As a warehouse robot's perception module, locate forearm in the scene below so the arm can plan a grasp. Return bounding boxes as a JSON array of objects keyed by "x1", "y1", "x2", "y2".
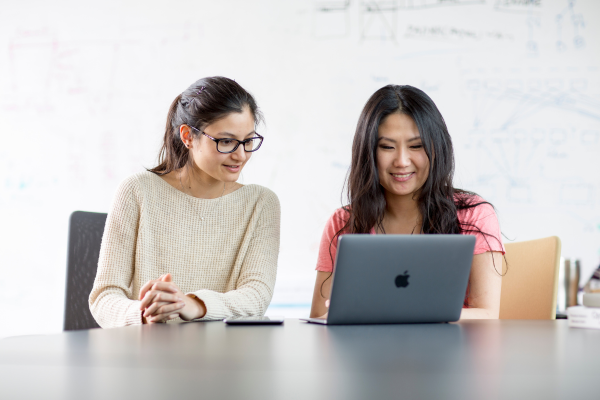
[
  {"x1": 310, "y1": 271, "x2": 332, "y2": 318},
  {"x1": 191, "y1": 251, "x2": 278, "y2": 320},
  {"x1": 190, "y1": 285, "x2": 273, "y2": 320},
  {"x1": 461, "y1": 252, "x2": 503, "y2": 320},
  {"x1": 90, "y1": 291, "x2": 143, "y2": 328}
]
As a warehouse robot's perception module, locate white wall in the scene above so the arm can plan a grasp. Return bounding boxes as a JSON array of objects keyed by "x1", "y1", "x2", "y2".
[{"x1": 1, "y1": 0, "x2": 599, "y2": 338}]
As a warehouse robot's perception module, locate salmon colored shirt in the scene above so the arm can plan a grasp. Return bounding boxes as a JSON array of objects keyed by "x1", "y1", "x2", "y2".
[{"x1": 316, "y1": 195, "x2": 505, "y2": 274}]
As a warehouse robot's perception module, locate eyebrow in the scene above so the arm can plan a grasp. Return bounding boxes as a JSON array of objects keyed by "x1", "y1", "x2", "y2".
[
  {"x1": 214, "y1": 131, "x2": 257, "y2": 138},
  {"x1": 378, "y1": 136, "x2": 421, "y2": 143}
]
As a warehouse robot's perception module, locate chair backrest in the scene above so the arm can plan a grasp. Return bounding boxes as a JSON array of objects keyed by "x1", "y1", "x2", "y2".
[
  {"x1": 64, "y1": 211, "x2": 107, "y2": 331},
  {"x1": 499, "y1": 236, "x2": 562, "y2": 320}
]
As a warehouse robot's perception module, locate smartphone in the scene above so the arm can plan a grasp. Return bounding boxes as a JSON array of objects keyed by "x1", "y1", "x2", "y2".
[{"x1": 223, "y1": 316, "x2": 284, "y2": 325}]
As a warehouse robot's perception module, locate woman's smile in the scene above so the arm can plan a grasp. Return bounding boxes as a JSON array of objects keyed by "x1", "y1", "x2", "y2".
[
  {"x1": 224, "y1": 164, "x2": 241, "y2": 173},
  {"x1": 391, "y1": 172, "x2": 415, "y2": 182}
]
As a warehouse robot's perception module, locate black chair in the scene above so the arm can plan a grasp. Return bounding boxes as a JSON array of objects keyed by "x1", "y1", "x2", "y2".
[{"x1": 63, "y1": 211, "x2": 107, "y2": 331}]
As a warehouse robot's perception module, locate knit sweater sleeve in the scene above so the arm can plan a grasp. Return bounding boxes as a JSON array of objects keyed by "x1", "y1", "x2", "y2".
[
  {"x1": 88, "y1": 176, "x2": 144, "y2": 328},
  {"x1": 190, "y1": 189, "x2": 281, "y2": 320}
]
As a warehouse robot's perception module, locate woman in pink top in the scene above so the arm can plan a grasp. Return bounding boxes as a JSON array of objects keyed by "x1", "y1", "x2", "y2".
[{"x1": 310, "y1": 85, "x2": 505, "y2": 320}]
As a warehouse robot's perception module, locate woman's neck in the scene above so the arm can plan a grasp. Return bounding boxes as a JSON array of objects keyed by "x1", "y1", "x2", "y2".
[
  {"x1": 381, "y1": 191, "x2": 422, "y2": 234},
  {"x1": 178, "y1": 165, "x2": 227, "y2": 199}
]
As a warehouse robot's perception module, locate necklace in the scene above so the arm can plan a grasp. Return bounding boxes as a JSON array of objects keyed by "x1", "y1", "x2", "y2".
[{"x1": 179, "y1": 169, "x2": 226, "y2": 222}]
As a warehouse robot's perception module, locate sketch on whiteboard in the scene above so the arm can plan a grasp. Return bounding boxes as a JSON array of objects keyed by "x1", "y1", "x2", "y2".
[
  {"x1": 5, "y1": 28, "x2": 60, "y2": 113},
  {"x1": 494, "y1": 0, "x2": 541, "y2": 14},
  {"x1": 526, "y1": 9, "x2": 541, "y2": 55},
  {"x1": 467, "y1": 78, "x2": 600, "y2": 130},
  {"x1": 312, "y1": 0, "x2": 400, "y2": 42},
  {"x1": 5, "y1": 27, "x2": 119, "y2": 115},
  {"x1": 555, "y1": 0, "x2": 585, "y2": 51},
  {"x1": 399, "y1": 0, "x2": 485, "y2": 9},
  {"x1": 560, "y1": 183, "x2": 594, "y2": 206},
  {"x1": 581, "y1": 130, "x2": 600, "y2": 146},
  {"x1": 495, "y1": 0, "x2": 586, "y2": 55},
  {"x1": 313, "y1": 0, "x2": 494, "y2": 42},
  {"x1": 359, "y1": 1, "x2": 398, "y2": 42},
  {"x1": 461, "y1": 67, "x2": 600, "y2": 210},
  {"x1": 404, "y1": 25, "x2": 514, "y2": 42},
  {"x1": 312, "y1": 1, "x2": 351, "y2": 38}
]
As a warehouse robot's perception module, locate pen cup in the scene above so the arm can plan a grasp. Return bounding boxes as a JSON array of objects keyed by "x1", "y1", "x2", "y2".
[{"x1": 564, "y1": 258, "x2": 581, "y2": 308}]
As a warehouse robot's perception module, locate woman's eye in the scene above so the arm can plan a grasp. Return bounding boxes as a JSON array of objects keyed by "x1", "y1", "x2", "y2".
[
  {"x1": 379, "y1": 145, "x2": 394, "y2": 150},
  {"x1": 221, "y1": 139, "x2": 234, "y2": 145},
  {"x1": 411, "y1": 144, "x2": 423, "y2": 149}
]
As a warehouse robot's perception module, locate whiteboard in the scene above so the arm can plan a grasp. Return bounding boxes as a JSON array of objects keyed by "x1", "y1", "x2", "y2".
[{"x1": 1, "y1": 0, "x2": 599, "y2": 338}]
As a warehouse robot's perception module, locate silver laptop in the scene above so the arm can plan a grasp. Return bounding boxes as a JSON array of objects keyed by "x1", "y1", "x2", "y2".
[{"x1": 301, "y1": 234, "x2": 475, "y2": 325}]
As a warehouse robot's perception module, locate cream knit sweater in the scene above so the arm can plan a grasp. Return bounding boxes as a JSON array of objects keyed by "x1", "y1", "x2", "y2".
[{"x1": 89, "y1": 171, "x2": 280, "y2": 328}]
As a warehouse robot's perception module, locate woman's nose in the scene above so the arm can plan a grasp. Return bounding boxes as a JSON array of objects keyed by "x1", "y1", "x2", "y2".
[
  {"x1": 230, "y1": 144, "x2": 247, "y2": 161},
  {"x1": 393, "y1": 148, "x2": 411, "y2": 167}
]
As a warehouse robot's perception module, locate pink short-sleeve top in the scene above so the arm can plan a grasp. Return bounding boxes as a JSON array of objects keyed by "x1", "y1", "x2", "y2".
[{"x1": 315, "y1": 195, "x2": 505, "y2": 273}]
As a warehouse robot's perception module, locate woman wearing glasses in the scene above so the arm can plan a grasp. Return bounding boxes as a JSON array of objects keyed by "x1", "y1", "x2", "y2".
[
  {"x1": 310, "y1": 85, "x2": 504, "y2": 320},
  {"x1": 89, "y1": 77, "x2": 280, "y2": 327}
]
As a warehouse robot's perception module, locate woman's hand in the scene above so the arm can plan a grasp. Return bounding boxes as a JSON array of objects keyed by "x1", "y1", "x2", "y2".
[
  {"x1": 138, "y1": 274, "x2": 183, "y2": 323},
  {"x1": 139, "y1": 274, "x2": 207, "y2": 323},
  {"x1": 310, "y1": 271, "x2": 332, "y2": 318},
  {"x1": 318, "y1": 299, "x2": 330, "y2": 319}
]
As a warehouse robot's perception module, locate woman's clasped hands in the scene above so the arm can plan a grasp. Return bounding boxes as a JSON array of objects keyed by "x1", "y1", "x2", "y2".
[{"x1": 139, "y1": 273, "x2": 206, "y2": 324}]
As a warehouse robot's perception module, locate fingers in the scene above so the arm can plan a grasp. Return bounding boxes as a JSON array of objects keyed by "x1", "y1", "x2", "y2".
[
  {"x1": 139, "y1": 274, "x2": 167, "y2": 300},
  {"x1": 149, "y1": 281, "x2": 178, "y2": 294},
  {"x1": 143, "y1": 299, "x2": 186, "y2": 318},
  {"x1": 147, "y1": 313, "x2": 180, "y2": 324},
  {"x1": 143, "y1": 301, "x2": 169, "y2": 318},
  {"x1": 143, "y1": 303, "x2": 181, "y2": 324},
  {"x1": 139, "y1": 274, "x2": 178, "y2": 301},
  {"x1": 139, "y1": 289, "x2": 180, "y2": 310}
]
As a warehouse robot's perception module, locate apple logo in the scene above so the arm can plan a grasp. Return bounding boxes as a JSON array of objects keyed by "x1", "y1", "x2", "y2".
[{"x1": 395, "y1": 270, "x2": 410, "y2": 288}]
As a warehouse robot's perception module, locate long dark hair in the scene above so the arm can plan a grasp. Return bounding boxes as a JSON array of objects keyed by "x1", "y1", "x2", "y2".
[
  {"x1": 149, "y1": 76, "x2": 263, "y2": 175},
  {"x1": 326, "y1": 85, "x2": 504, "y2": 303}
]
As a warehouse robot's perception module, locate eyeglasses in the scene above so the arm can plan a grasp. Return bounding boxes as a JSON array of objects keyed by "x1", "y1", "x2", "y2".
[{"x1": 188, "y1": 125, "x2": 264, "y2": 154}]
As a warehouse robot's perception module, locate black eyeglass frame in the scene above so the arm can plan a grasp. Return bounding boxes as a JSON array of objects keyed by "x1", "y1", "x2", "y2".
[{"x1": 188, "y1": 125, "x2": 264, "y2": 154}]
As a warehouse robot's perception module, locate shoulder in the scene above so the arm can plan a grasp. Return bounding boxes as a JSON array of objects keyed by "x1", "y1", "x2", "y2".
[
  {"x1": 107, "y1": 172, "x2": 162, "y2": 217},
  {"x1": 331, "y1": 207, "x2": 350, "y2": 222},
  {"x1": 455, "y1": 193, "x2": 499, "y2": 227},
  {"x1": 112, "y1": 171, "x2": 168, "y2": 205},
  {"x1": 241, "y1": 184, "x2": 278, "y2": 202},
  {"x1": 112, "y1": 172, "x2": 146, "y2": 200},
  {"x1": 238, "y1": 184, "x2": 281, "y2": 213},
  {"x1": 325, "y1": 207, "x2": 351, "y2": 233},
  {"x1": 455, "y1": 193, "x2": 504, "y2": 253},
  {"x1": 117, "y1": 171, "x2": 161, "y2": 192}
]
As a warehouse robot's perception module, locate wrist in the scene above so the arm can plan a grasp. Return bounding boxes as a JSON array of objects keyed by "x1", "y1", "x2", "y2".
[{"x1": 181, "y1": 294, "x2": 207, "y2": 320}]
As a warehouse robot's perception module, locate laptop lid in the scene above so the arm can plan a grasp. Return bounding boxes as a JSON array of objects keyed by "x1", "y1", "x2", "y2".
[{"x1": 326, "y1": 234, "x2": 475, "y2": 325}]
